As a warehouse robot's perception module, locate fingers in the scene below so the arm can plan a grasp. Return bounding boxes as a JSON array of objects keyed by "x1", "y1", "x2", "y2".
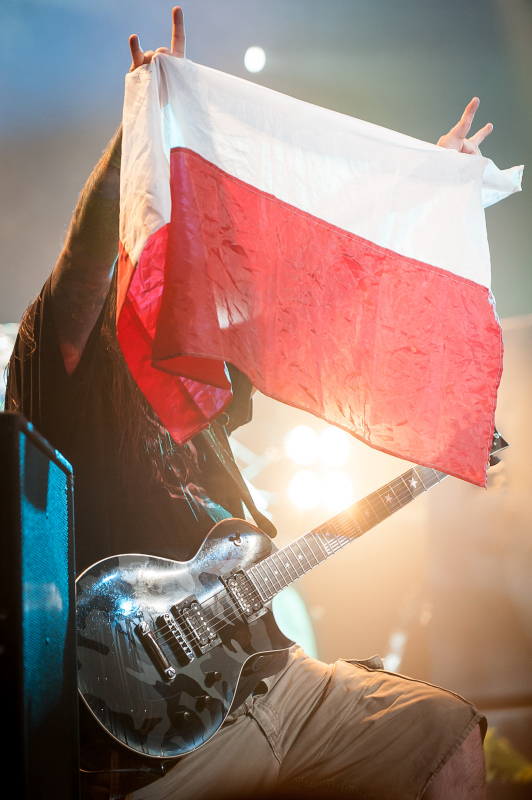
[
  {"x1": 129, "y1": 41, "x2": 166, "y2": 71},
  {"x1": 129, "y1": 6, "x2": 185, "y2": 73},
  {"x1": 129, "y1": 35, "x2": 155, "y2": 72},
  {"x1": 452, "y1": 96, "x2": 480, "y2": 140},
  {"x1": 171, "y1": 6, "x2": 186, "y2": 58},
  {"x1": 461, "y1": 140, "x2": 480, "y2": 156},
  {"x1": 469, "y1": 122, "x2": 493, "y2": 147},
  {"x1": 129, "y1": 34, "x2": 145, "y2": 70},
  {"x1": 439, "y1": 98, "x2": 493, "y2": 155}
]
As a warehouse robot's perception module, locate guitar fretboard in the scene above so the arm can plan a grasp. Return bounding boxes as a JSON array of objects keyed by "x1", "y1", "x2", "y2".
[{"x1": 247, "y1": 464, "x2": 447, "y2": 601}]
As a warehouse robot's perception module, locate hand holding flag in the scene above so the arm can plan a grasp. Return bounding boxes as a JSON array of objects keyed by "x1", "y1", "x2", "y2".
[
  {"x1": 129, "y1": 6, "x2": 186, "y2": 71},
  {"x1": 128, "y1": 7, "x2": 491, "y2": 157},
  {"x1": 438, "y1": 96, "x2": 493, "y2": 155}
]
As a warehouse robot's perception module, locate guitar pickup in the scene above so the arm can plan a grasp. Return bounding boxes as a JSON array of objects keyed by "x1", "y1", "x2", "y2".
[
  {"x1": 171, "y1": 596, "x2": 221, "y2": 655},
  {"x1": 221, "y1": 569, "x2": 266, "y2": 622}
]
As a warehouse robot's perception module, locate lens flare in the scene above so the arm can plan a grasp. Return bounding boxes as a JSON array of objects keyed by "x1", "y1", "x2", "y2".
[
  {"x1": 244, "y1": 46, "x2": 266, "y2": 73},
  {"x1": 288, "y1": 469, "x2": 321, "y2": 510},
  {"x1": 285, "y1": 425, "x2": 318, "y2": 465},
  {"x1": 319, "y1": 426, "x2": 351, "y2": 467}
]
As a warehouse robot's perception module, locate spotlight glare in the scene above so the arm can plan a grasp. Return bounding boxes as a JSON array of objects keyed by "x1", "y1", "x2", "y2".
[
  {"x1": 322, "y1": 471, "x2": 354, "y2": 512},
  {"x1": 288, "y1": 470, "x2": 321, "y2": 510},
  {"x1": 319, "y1": 426, "x2": 351, "y2": 467},
  {"x1": 285, "y1": 425, "x2": 318, "y2": 465},
  {"x1": 244, "y1": 46, "x2": 266, "y2": 73}
]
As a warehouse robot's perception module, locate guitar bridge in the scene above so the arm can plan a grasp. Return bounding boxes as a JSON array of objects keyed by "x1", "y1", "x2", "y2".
[
  {"x1": 221, "y1": 569, "x2": 266, "y2": 622},
  {"x1": 157, "y1": 612, "x2": 196, "y2": 663}
]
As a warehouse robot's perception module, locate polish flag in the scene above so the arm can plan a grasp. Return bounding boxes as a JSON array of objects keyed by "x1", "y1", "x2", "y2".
[{"x1": 118, "y1": 55, "x2": 522, "y2": 486}]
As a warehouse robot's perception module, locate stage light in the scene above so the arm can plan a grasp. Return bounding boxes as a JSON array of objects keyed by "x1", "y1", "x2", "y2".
[
  {"x1": 322, "y1": 470, "x2": 354, "y2": 512},
  {"x1": 288, "y1": 469, "x2": 321, "y2": 510},
  {"x1": 244, "y1": 46, "x2": 266, "y2": 73},
  {"x1": 319, "y1": 426, "x2": 351, "y2": 467},
  {"x1": 285, "y1": 425, "x2": 318, "y2": 465}
]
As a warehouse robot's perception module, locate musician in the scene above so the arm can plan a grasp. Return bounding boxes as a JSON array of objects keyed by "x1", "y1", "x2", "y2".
[{"x1": 7, "y1": 7, "x2": 493, "y2": 799}]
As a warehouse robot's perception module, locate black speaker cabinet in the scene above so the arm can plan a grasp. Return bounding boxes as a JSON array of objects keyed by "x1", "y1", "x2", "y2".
[{"x1": 0, "y1": 413, "x2": 79, "y2": 798}]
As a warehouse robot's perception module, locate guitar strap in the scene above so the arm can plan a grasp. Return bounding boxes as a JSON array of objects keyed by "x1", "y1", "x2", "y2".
[{"x1": 200, "y1": 423, "x2": 278, "y2": 539}]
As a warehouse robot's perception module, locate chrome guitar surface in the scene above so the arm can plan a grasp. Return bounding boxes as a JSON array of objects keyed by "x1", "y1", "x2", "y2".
[{"x1": 76, "y1": 519, "x2": 292, "y2": 759}]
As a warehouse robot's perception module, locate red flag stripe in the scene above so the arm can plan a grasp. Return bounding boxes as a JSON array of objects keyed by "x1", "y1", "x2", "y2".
[{"x1": 119, "y1": 148, "x2": 502, "y2": 485}]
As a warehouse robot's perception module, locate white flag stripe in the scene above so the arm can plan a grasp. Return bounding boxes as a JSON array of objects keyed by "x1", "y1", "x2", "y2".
[{"x1": 121, "y1": 55, "x2": 523, "y2": 288}]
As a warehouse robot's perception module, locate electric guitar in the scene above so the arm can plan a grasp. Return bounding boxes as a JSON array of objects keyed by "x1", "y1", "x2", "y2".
[{"x1": 76, "y1": 432, "x2": 507, "y2": 759}]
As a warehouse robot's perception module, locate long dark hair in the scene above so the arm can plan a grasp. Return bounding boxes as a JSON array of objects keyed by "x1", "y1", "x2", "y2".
[{"x1": 4, "y1": 274, "x2": 180, "y2": 488}]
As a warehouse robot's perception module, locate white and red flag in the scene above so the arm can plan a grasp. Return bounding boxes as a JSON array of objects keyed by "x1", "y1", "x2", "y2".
[{"x1": 118, "y1": 55, "x2": 522, "y2": 486}]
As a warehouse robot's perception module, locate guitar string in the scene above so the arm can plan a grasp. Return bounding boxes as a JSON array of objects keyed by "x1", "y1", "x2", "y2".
[
  {"x1": 149, "y1": 458, "x2": 491, "y2": 648},
  {"x1": 155, "y1": 511, "x2": 427, "y2": 644},
  {"x1": 154, "y1": 547, "x2": 319, "y2": 645},
  {"x1": 154, "y1": 470, "x2": 442, "y2": 643},
  {"x1": 152, "y1": 471, "x2": 440, "y2": 645},
  {"x1": 153, "y1": 519, "x2": 360, "y2": 640},
  {"x1": 153, "y1": 514, "x2": 368, "y2": 641}
]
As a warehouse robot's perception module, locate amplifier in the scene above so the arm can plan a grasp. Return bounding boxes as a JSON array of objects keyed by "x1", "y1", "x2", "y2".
[{"x1": 0, "y1": 413, "x2": 78, "y2": 798}]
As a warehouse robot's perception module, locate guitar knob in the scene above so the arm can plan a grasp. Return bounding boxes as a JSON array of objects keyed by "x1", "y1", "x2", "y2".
[
  {"x1": 205, "y1": 670, "x2": 222, "y2": 687},
  {"x1": 174, "y1": 711, "x2": 191, "y2": 726},
  {"x1": 195, "y1": 695, "x2": 213, "y2": 710}
]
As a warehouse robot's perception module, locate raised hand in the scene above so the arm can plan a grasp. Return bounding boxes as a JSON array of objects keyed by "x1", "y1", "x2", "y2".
[
  {"x1": 437, "y1": 97, "x2": 492, "y2": 155},
  {"x1": 129, "y1": 6, "x2": 185, "y2": 72}
]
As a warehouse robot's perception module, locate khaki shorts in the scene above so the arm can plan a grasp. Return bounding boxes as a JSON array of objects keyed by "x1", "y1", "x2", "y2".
[{"x1": 130, "y1": 647, "x2": 485, "y2": 800}]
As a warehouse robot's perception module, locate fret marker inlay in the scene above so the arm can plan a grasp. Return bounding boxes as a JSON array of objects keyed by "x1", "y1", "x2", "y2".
[{"x1": 243, "y1": 461, "x2": 457, "y2": 605}]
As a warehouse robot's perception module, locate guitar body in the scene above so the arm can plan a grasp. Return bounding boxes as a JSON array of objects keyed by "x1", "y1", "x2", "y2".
[
  {"x1": 76, "y1": 519, "x2": 293, "y2": 759},
  {"x1": 77, "y1": 432, "x2": 508, "y2": 761}
]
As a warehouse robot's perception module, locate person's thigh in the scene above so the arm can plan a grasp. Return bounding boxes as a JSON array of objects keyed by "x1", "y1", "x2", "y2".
[
  {"x1": 130, "y1": 711, "x2": 280, "y2": 800},
  {"x1": 131, "y1": 648, "x2": 484, "y2": 800},
  {"x1": 130, "y1": 647, "x2": 326, "y2": 800},
  {"x1": 265, "y1": 654, "x2": 484, "y2": 800}
]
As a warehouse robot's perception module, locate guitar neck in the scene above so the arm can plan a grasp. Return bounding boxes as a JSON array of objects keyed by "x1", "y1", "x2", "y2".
[{"x1": 247, "y1": 464, "x2": 447, "y2": 601}]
